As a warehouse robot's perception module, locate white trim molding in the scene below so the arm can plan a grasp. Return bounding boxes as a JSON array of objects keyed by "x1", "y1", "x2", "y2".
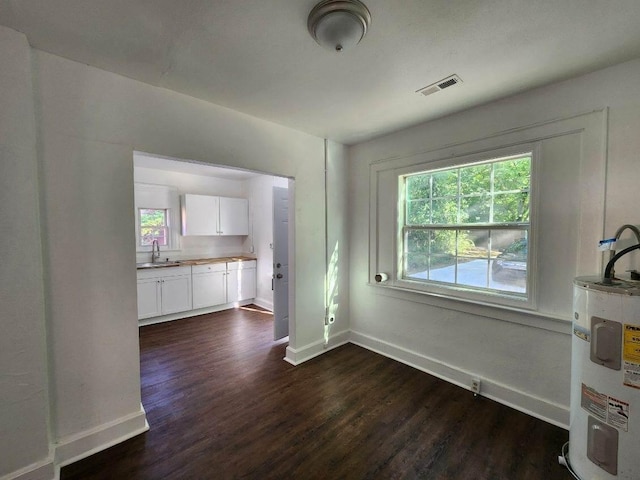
[
  {"x1": 284, "y1": 329, "x2": 350, "y2": 365},
  {"x1": 138, "y1": 299, "x2": 254, "y2": 327},
  {"x1": 0, "y1": 458, "x2": 55, "y2": 480},
  {"x1": 252, "y1": 297, "x2": 273, "y2": 312},
  {"x1": 349, "y1": 330, "x2": 569, "y2": 429},
  {"x1": 53, "y1": 405, "x2": 149, "y2": 471},
  {"x1": 368, "y1": 109, "x2": 607, "y2": 324}
]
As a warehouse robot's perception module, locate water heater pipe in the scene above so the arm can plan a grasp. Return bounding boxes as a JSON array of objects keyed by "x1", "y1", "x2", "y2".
[
  {"x1": 608, "y1": 224, "x2": 640, "y2": 278},
  {"x1": 602, "y1": 243, "x2": 640, "y2": 283}
]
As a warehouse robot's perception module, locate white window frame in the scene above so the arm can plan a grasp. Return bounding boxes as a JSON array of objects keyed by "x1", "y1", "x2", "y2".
[
  {"x1": 138, "y1": 207, "x2": 170, "y2": 247},
  {"x1": 134, "y1": 183, "x2": 181, "y2": 253},
  {"x1": 367, "y1": 110, "x2": 607, "y2": 329},
  {"x1": 395, "y1": 147, "x2": 538, "y2": 309}
]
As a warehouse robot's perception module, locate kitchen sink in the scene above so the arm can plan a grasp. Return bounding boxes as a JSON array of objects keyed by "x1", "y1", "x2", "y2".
[{"x1": 136, "y1": 261, "x2": 181, "y2": 268}]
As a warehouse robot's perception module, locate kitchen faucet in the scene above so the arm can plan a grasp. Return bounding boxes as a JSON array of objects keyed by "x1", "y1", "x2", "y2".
[{"x1": 151, "y1": 239, "x2": 161, "y2": 263}]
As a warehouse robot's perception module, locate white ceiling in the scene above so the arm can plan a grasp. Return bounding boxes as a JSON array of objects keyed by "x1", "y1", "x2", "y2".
[{"x1": 2, "y1": 0, "x2": 640, "y2": 145}]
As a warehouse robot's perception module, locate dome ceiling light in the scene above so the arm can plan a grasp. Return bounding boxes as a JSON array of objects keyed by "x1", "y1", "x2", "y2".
[{"x1": 308, "y1": 0, "x2": 372, "y2": 52}]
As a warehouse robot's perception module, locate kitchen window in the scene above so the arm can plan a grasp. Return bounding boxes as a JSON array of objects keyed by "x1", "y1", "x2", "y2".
[
  {"x1": 399, "y1": 152, "x2": 532, "y2": 303},
  {"x1": 139, "y1": 208, "x2": 170, "y2": 246},
  {"x1": 134, "y1": 183, "x2": 180, "y2": 253}
]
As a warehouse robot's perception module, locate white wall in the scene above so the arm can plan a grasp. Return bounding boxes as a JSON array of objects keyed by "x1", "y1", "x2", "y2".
[
  {"x1": 134, "y1": 165, "x2": 249, "y2": 262},
  {"x1": 325, "y1": 140, "x2": 350, "y2": 342},
  {"x1": 134, "y1": 167, "x2": 246, "y2": 198},
  {"x1": 284, "y1": 140, "x2": 353, "y2": 360},
  {"x1": 0, "y1": 27, "x2": 53, "y2": 479},
  {"x1": 348, "y1": 58, "x2": 640, "y2": 427},
  {"x1": 15, "y1": 43, "x2": 329, "y2": 476}
]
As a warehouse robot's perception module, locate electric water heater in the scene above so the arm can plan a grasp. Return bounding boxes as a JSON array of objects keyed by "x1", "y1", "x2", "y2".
[{"x1": 570, "y1": 277, "x2": 640, "y2": 479}]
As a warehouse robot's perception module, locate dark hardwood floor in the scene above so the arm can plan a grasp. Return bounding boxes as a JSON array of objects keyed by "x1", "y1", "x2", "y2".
[{"x1": 62, "y1": 306, "x2": 571, "y2": 479}]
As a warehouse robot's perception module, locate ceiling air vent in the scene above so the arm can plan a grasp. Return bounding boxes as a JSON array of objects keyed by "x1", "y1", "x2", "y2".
[{"x1": 416, "y1": 74, "x2": 462, "y2": 97}]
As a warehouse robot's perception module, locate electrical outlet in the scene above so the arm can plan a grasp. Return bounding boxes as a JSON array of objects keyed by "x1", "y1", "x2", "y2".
[{"x1": 471, "y1": 378, "x2": 481, "y2": 395}]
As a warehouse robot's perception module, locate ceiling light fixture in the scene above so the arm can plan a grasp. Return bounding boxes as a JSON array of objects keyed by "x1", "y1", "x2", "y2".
[{"x1": 308, "y1": 0, "x2": 371, "y2": 52}]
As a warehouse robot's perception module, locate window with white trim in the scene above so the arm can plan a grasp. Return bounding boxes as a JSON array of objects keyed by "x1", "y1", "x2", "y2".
[
  {"x1": 399, "y1": 153, "x2": 532, "y2": 301},
  {"x1": 134, "y1": 183, "x2": 180, "y2": 252},
  {"x1": 368, "y1": 111, "x2": 606, "y2": 320},
  {"x1": 138, "y1": 208, "x2": 169, "y2": 246}
]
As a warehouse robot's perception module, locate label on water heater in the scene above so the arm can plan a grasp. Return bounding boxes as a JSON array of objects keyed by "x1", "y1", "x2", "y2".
[
  {"x1": 581, "y1": 383, "x2": 608, "y2": 421},
  {"x1": 624, "y1": 362, "x2": 640, "y2": 389},
  {"x1": 607, "y1": 396, "x2": 630, "y2": 432},
  {"x1": 581, "y1": 383, "x2": 631, "y2": 431},
  {"x1": 573, "y1": 325, "x2": 590, "y2": 342},
  {"x1": 623, "y1": 324, "x2": 640, "y2": 389},
  {"x1": 624, "y1": 325, "x2": 640, "y2": 363}
]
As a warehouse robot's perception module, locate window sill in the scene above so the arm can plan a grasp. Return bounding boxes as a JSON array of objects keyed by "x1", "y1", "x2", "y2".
[{"x1": 367, "y1": 281, "x2": 571, "y2": 334}]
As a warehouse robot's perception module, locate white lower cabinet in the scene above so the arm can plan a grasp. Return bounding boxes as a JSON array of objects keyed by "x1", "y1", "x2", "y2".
[
  {"x1": 137, "y1": 266, "x2": 193, "y2": 320},
  {"x1": 161, "y1": 275, "x2": 193, "y2": 314},
  {"x1": 192, "y1": 260, "x2": 257, "y2": 307},
  {"x1": 192, "y1": 263, "x2": 227, "y2": 309},
  {"x1": 136, "y1": 277, "x2": 162, "y2": 319},
  {"x1": 227, "y1": 261, "x2": 257, "y2": 302},
  {"x1": 137, "y1": 261, "x2": 257, "y2": 321}
]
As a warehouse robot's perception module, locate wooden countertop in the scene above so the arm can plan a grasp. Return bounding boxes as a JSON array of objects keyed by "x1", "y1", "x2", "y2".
[
  {"x1": 137, "y1": 255, "x2": 256, "y2": 269},
  {"x1": 178, "y1": 256, "x2": 256, "y2": 266}
]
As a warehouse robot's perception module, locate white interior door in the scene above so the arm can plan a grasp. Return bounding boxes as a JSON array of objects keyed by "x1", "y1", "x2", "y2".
[{"x1": 273, "y1": 186, "x2": 289, "y2": 340}]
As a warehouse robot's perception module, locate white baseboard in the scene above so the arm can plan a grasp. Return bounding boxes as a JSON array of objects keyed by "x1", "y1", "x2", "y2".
[
  {"x1": 252, "y1": 297, "x2": 273, "y2": 312},
  {"x1": 350, "y1": 330, "x2": 569, "y2": 429},
  {"x1": 284, "y1": 329, "x2": 350, "y2": 365},
  {"x1": 138, "y1": 300, "x2": 253, "y2": 327},
  {"x1": 54, "y1": 405, "x2": 149, "y2": 470},
  {"x1": 1, "y1": 458, "x2": 55, "y2": 480}
]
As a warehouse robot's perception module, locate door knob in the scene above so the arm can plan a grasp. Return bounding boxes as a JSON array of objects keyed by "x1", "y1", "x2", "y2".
[
  {"x1": 276, "y1": 273, "x2": 283, "y2": 279},
  {"x1": 276, "y1": 263, "x2": 281, "y2": 268}
]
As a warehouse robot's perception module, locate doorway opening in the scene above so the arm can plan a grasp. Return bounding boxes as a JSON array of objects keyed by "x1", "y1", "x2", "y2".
[{"x1": 132, "y1": 150, "x2": 294, "y2": 342}]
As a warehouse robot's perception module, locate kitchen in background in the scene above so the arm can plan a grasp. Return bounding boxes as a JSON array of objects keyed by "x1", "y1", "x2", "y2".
[{"x1": 133, "y1": 151, "x2": 289, "y2": 325}]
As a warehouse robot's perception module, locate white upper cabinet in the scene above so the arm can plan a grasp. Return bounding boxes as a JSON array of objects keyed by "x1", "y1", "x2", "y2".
[
  {"x1": 181, "y1": 194, "x2": 219, "y2": 235},
  {"x1": 219, "y1": 197, "x2": 249, "y2": 236},
  {"x1": 181, "y1": 194, "x2": 248, "y2": 236}
]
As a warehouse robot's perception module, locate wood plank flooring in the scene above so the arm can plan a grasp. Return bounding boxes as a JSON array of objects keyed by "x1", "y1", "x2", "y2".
[{"x1": 61, "y1": 306, "x2": 571, "y2": 479}]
